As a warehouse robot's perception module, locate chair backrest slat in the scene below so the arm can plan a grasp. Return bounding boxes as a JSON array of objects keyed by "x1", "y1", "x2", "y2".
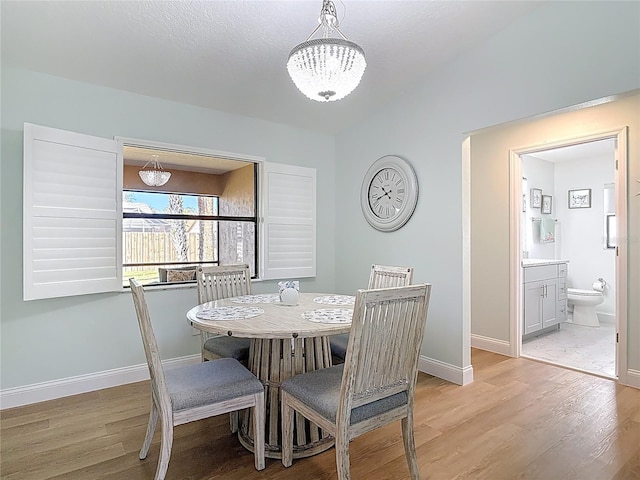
[
  {"x1": 339, "y1": 284, "x2": 431, "y2": 413},
  {"x1": 196, "y1": 264, "x2": 252, "y2": 303},
  {"x1": 129, "y1": 278, "x2": 171, "y2": 414},
  {"x1": 368, "y1": 264, "x2": 414, "y2": 289}
]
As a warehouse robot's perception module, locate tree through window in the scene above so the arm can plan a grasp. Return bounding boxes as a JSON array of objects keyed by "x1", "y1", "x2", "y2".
[{"x1": 122, "y1": 146, "x2": 257, "y2": 286}]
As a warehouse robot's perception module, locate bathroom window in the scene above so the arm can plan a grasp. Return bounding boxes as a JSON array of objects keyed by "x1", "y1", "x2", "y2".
[
  {"x1": 604, "y1": 183, "x2": 616, "y2": 249},
  {"x1": 606, "y1": 214, "x2": 617, "y2": 249}
]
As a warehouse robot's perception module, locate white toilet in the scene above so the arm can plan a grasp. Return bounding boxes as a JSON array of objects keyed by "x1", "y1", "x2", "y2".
[{"x1": 567, "y1": 278, "x2": 605, "y2": 327}]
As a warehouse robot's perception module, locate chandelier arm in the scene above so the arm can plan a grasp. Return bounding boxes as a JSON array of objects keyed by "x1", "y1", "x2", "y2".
[
  {"x1": 305, "y1": 17, "x2": 348, "y2": 41},
  {"x1": 305, "y1": 22, "x2": 324, "y2": 42},
  {"x1": 332, "y1": 26, "x2": 348, "y2": 41}
]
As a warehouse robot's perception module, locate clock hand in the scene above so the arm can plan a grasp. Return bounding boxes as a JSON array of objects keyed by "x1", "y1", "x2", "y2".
[{"x1": 380, "y1": 186, "x2": 393, "y2": 199}]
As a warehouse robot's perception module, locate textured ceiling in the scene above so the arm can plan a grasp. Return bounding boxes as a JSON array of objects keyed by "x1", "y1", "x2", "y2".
[{"x1": 1, "y1": 1, "x2": 545, "y2": 135}]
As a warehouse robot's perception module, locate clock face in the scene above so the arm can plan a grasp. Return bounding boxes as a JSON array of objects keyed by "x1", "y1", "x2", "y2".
[
  {"x1": 361, "y1": 156, "x2": 418, "y2": 232},
  {"x1": 367, "y1": 168, "x2": 406, "y2": 219}
]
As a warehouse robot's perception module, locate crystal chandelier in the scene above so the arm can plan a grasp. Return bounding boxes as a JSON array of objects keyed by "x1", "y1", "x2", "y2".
[
  {"x1": 287, "y1": 0, "x2": 366, "y2": 102},
  {"x1": 138, "y1": 154, "x2": 171, "y2": 187}
]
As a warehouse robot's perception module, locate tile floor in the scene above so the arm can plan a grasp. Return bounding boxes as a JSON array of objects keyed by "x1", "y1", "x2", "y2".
[{"x1": 521, "y1": 315, "x2": 616, "y2": 378}]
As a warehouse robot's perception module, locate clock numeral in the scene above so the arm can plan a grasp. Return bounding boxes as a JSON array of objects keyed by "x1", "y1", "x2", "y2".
[{"x1": 370, "y1": 200, "x2": 394, "y2": 219}]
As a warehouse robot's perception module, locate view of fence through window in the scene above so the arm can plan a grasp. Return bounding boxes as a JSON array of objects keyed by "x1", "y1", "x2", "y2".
[{"x1": 123, "y1": 191, "x2": 223, "y2": 286}]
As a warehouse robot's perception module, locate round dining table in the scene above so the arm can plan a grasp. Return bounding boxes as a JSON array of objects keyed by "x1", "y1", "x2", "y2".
[{"x1": 186, "y1": 292, "x2": 354, "y2": 460}]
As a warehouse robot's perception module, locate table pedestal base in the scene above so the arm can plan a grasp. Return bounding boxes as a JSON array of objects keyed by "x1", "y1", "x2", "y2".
[
  {"x1": 238, "y1": 428, "x2": 334, "y2": 460},
  {"x1": 239, "y1": 337, "x2": 334, "y2": 459}
]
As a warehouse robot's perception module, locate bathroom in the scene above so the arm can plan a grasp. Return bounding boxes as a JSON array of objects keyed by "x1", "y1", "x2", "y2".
[{"x1": 520, "y1": 138, "x2": 617, "y2": 378}]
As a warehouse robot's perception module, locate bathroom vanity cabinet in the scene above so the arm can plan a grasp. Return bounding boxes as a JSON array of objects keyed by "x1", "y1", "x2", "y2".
[{"x1": 522, "y1": 261, "x2": 568, "y2": 337}]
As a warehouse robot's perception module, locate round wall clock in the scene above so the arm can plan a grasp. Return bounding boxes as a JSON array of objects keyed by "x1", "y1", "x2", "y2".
[{"x1": 360, "y1": 155, "x2": 419, "y2": 232}]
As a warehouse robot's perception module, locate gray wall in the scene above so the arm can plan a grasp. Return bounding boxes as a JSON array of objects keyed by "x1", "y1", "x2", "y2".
[
  {"x1": 0, "y1": 68, "x2": 336, "y2": 389},
  {"x1": 334, "y1": 1, "x2": 640, "y2": 372}
]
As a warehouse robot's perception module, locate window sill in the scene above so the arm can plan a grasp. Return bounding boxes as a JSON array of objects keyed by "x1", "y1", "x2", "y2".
[
  {"x1": 120, "y1": 275, "x2": 267, "y2": 294},
  {"x1": 120, "y1": 282, "x2": 197, "y2": 293}
]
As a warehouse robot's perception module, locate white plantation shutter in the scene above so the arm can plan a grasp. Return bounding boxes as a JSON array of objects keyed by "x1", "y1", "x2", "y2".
[
  {"x1": 261, "y1": 162, "x2": 316, "y2": 280},
  {"x1": 23, "y1": 123, "x2": 122, "y2": 300}
]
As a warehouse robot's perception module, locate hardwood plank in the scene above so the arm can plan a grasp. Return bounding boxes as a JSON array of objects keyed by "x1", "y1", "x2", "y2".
[
  {"x1": 2, "y1": 437, "x2": 125, "y2": 480},
  {"x1": 1, "y1": 350, "x2": 638, "y2": 480},
  {"x1": 612, "y1": 450, "x2": 640, "y2": 480}
]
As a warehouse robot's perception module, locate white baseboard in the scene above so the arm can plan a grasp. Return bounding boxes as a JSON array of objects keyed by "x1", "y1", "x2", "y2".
[
  {"x1": 418, "y1": 355, "x2": 473, "y2": 386},
  {"x1": 3, "y1": 353, "x2": 476, "y2": 408},
  {"x1": 626, "y1": 369, "x2": 640, "y2": 389},
  {"x1": 0, "y1": 354, "x2": 201, "y2": 410},
  {"x1": 471, "y1": 334, "x2": 512, "y2": 356},
  {"x1": 5, "y1": 351, "x2": 628, "y2": 410},
  {"x1": 597, "y1": 312, "x2": 615, "y2": 324}
]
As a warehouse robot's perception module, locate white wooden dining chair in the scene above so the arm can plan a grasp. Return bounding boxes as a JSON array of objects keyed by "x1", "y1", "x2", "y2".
[
  {"x1": 281, "y1": 284, "x2": 431, "y2": 480},
  {"x1": 330, "y1": 264, "x2": 414, "y2": 362},
  {"x1": 129, "y1": 279, "x2": 265, "y2": 479},
  {"x1": 196, "y1": 265, "x2": 253, "y2": 364}
]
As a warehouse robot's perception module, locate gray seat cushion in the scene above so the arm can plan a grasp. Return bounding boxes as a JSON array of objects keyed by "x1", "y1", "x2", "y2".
[
  {"x1": 329, "y1": 333, "x2": 350, "y2": 361},
  {"x1": 165, "y1": 358, "x2": 263, "y2": 412},
  {"x1": 281, "y1": 364, "x2": 408, "y2": 425},
  {"x1": 203, "y1": 336, "x2": 251, "y2": 361}
]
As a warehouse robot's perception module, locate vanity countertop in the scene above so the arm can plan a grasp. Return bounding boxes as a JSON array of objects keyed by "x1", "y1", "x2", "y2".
[{"x1": 522, "y1": 259, "x2": 569, "y2": 267}]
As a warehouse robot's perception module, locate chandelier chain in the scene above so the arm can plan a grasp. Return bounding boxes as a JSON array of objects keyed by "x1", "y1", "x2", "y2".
[{"x1": 305, "y1": 0, "x2": 348, "y2": 41}]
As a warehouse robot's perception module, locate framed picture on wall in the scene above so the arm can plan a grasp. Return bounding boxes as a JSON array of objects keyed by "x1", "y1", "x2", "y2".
[
  {"x1": 568, "y1": 188, "x2": 591, "y2": 208},
  {"x1": 530, "y1": 188, "x2": 542, "y2": 208},
  {"x1": 541, "y1": 195, "x2": 552, "y2": 214}
]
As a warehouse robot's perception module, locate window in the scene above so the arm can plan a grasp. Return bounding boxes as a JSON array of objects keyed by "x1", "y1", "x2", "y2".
[
  {"x1": 24, "y1": 124, "x2": 316, "y2": 300},
  {"x1": 606, "y1": 214, "x2": 617, "y2": 249},
  {"x1": 604, "y1": 183, "x2": 616, "y2": 249},
  {"x1": 122, "y1": 146, "x2": 258, "y2": 286}
]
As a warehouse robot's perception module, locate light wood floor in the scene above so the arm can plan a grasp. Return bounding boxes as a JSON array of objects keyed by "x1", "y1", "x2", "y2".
[{"x1": 2, "y1": 350, "x2": 639, "y2": 480}]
